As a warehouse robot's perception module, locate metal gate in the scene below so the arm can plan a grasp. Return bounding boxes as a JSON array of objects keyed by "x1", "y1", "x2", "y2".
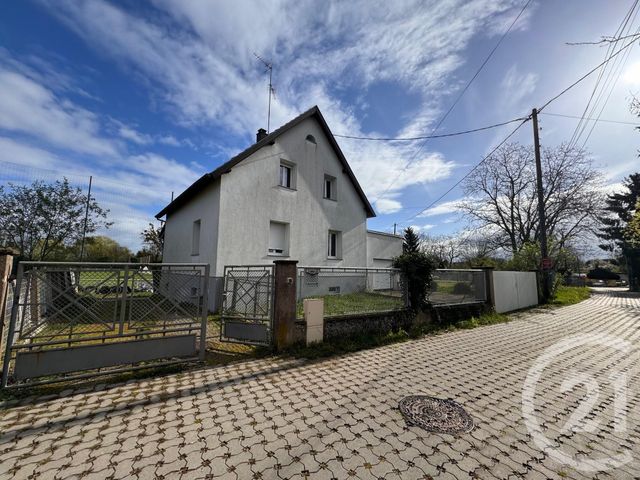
[
  {"x1": 220, "y1": 265, "x2": 274, "y2": 346},
  {"x1": 1, "y1": 262, "x2": 209, "y2": 388}
]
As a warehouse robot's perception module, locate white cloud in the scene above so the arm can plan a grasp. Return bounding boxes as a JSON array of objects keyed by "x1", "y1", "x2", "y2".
[
  {"x1": 410, "y1": 224, "x2": 436, "y2": 232},
  {"x1": 0, "y1": 137, "x2": 65, "y2": 171},
  {"x1": 0, "y1": 68, "x2": 118, "y2": 156},
  {"x1": 158, "y1": 135, "x2": 181, "y2": 147},
  {"x1": 115, "y1": 123, "x2": 152, "y2": 145},
  {"x1": 40, "y1": 0, "x2": 531, "y2": 211},
  {"x1": 109, "y1": 119, "x2": 185, "y2": 148},
  {"x1": 417, "y1": 198, "x2": 464, "y2": 217},
  {"x1": 500, "y1": 65, "x2": 538, "y2": 111},
  {"x1": 375, "y1": 198, "x2": 403, "y2": 214}
]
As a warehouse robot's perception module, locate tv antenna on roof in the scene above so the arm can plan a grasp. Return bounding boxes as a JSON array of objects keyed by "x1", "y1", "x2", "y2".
[{"x1": 254, "y1": 52, "x2": 275, "y2": 133}]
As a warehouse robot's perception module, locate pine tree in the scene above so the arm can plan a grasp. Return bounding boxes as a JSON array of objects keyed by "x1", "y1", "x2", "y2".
[
  {"x1": 598, "y1": 173, "x2": 640, "y2": 291},
  {"x1": 403, "y1": 227, "x2": 421, "y2": 254}
]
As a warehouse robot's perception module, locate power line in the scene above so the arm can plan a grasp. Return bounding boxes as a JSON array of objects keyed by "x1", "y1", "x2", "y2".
[
  {"x1": 374, "y1": 0, "x2": 533, "y2": 201},
  {"x1": 386, "y1": 9, "x2": 640, "y2": 227},
  {"x1": 566, "y1": 2, "x2": 637, "y2": 148},
  {"x1": 333, "y1": 116, "x2": 528, "y2": 141},
  {"x1": 388, "y1": 28, "x2": 636, "y2": 223},
  {"x1": 400, "y1": 116, "x2": 531, "y2": 224},
  {"x1": 569, "y1": 2, "x2": 639, "y2": 149},
  {"x1": 537, "y1": 32, "x2": 640, "y2": 112},
  {"x1": 566, "y1": 31, "x2": 640, "y2": 45},
  {"x1": 541, "y1": 112, "x2": 639, "y2": 126},
  {"x1": 580, "y1": 26, "x2": 640, "y2": 148}
]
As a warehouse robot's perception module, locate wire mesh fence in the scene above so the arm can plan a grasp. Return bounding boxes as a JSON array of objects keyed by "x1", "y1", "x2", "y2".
[
  {"x1": 219, "y1": 265, "x2": 274, "y2": 346},
  {"x1": 429, "y1": 269, "x2": 487, "y2": 305},
  {"x1": 1, "y1": 262, "x2": 208, "y2": 387},
  {"x1": 297, "y1": 266, "x2": 407, "y2": 317}
]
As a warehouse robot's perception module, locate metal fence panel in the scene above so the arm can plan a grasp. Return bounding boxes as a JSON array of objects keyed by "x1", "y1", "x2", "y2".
[
  {"x1": 1, "y1": 262, "x2": 209, "y2": 388},
  {"x1": 220, "y1": 265, "x2": 274, "y2": 346},
  {"x1": 429, "y1": 269, "x2": 486, "y2": 305},
  {"x1": 297, "y1": 266, "x2": 408, "y2": 317}
]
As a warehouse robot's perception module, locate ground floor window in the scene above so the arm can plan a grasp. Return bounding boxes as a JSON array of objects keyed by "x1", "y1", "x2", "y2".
[
  {"x1": 192, "y1": 219, "x2": 201, "y2": 255},
  {"x1": 269, "y1": 221, "x2": 289, "y2": 255},
  {"x1": 327, "y1": 230, "x2": 340, "y2": 258}
]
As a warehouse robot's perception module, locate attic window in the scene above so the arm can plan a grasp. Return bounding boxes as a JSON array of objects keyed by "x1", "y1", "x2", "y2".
[{"x1": 306, "y1": 134, "x2": 316, "y2": 144}]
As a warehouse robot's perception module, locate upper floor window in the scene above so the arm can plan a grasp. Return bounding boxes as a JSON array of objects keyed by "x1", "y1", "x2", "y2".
[
  {"x1": 280, "y1": 164, "x2": 291, "y2": 188},
  {"x1": 279, "y1": 160, "x2": 295, "y2": 189},
  {"x1": 324, "y1": 175, "x2": 336, "y2": 200},
  {"x1": 192, "y1": 219, "x2": 201, "y2": 255}
]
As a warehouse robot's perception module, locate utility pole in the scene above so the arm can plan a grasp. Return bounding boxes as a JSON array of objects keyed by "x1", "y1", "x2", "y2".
[
  {"x1": 393, "y1": 223, "x2": 397, "y2": 235},
  {"x1": 532, "y1": 108, "x2": 551, "y2": 301},
  {"x1": 79, "y1": 175, "x2": 93, "y2": 262}
]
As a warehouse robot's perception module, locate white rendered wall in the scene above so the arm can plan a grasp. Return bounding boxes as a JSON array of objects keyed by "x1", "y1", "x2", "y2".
[
  {"x1": 215, "y1": 117, "x2": 368, "y2": 275},
  {"x1": 492, "y1": 271, "x2": 538, "y2": 313},
  {"x1": 162, "y1": 181, "x2": 222, "y2": 311},
  {"x1": 162, "y1": 180, "x2": 220, "y2": 268},
  {"x1": 366, "y1": 231, "x2": 403, "y2": 267}
]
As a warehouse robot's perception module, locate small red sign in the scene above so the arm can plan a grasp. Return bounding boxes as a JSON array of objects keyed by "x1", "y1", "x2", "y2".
[{"x1": 541, "y1": 257, "x2": 553, "y2": 270}]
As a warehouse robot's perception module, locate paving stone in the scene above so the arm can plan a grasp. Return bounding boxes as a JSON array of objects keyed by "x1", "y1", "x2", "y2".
[{"x1": 0, "y1": 290, "x2": 638, "y2": 479}]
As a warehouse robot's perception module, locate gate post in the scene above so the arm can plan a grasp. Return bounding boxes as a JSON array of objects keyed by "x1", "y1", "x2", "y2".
[
  {"x1": 0, "y1": 249, "x2": 16, "y2": 376},
  {"x1": 273, "y1": 260, "x2": 298, "y2": 351},
  {"x1": 0, "y1": 249, "x2": 15, "y2": 329},
  {"x1": 478, "y1": 266, "x2": 495, "y2": 311}
]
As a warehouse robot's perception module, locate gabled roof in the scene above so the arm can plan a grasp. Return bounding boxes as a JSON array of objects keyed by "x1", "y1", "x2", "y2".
[{"x1": 155, "y1": 106, "x2": 376, "y2": 219}]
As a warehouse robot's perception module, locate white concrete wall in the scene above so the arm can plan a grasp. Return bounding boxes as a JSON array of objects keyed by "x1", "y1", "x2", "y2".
[
  {"x1": 215, "y1": 117, "x2": 368, "y2": 275},
  {"x1": 162, "y1": 181, "x2": 223, "y2": 311},
  {"x1": 492, "y1": 271, "x2": 538, "y2": 313},
  {"x1": 366, "y1": 231, "x2": 403, "y2": 268},
  {"x1": 162, "y1": 180, "x2": 221, "y2": 268}
]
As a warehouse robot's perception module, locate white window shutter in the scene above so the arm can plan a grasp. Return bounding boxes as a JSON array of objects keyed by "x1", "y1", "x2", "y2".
[{"x1": 269, "y1": 222, "x2": 286, "y2": 253}]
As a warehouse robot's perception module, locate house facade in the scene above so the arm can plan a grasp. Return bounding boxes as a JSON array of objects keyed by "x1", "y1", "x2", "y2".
[{"x1": 156, "y1": 106, "x2": 402, "y2": 309}]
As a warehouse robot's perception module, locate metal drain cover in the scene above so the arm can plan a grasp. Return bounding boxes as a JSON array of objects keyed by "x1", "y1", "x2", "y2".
[{"x1": 399, "y1": 395, "x2": 474, "y2": 434}]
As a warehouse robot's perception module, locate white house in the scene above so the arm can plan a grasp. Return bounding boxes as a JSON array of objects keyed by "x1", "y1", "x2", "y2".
[{"x1": 156, "y1": 106, "x2": 402, "y2": 309}]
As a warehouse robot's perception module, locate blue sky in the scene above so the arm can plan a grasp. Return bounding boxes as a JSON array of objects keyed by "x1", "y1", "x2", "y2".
[{"x1": 1, "y1": 0, "x2": 639, "y2": 249}]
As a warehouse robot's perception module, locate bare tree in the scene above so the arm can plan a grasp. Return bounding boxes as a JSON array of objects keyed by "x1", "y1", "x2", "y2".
[
  {"x1": 420, "y1": 234, "x2": 462, "y2": 268},
  {"x1": 460, "y1": 142, "x2": 604, "y2": 255},
  {"x1": 458, "y1": 235, "x2": 495, "y2": 265}
]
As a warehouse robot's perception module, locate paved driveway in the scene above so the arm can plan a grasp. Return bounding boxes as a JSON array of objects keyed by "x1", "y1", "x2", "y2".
[{"x1": 1, "y1": 289, "x2": 639, "y2": 479}]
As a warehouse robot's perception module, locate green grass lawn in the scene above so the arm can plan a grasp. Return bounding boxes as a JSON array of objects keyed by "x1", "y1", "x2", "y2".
[
  {"x1": 431, "y1": 280, "x2": 457, "y2": 294},
  {"x1": 550, "y1": 285, "x2": 591, "y2": 306},
  {"x1": 296, "y1": 292, "x2": 405, "y2": 317},
  {"x1": 77, "y1": 270, "x2": 155, "y2": 298}
]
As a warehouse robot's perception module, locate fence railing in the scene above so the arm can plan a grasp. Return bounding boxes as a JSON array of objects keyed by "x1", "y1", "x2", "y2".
[
  {"x1": 429, "y1": 269, "x2": 487, "y2": 305},
  {"x1": 296, "y1": 266, "x2": 408, "y2": 317},
  {"x1": 1, "y1": 262, "x2": 209, "y2": 387}
]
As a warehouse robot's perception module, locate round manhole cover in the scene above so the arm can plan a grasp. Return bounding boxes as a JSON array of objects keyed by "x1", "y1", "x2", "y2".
[{"x1": 399, "y1": 395, "x2": 474, "y2": 434}]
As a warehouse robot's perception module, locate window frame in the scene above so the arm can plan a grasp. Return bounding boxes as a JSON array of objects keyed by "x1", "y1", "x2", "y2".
[
  {"x1": 279, "y1": 164, "x2": 291, "y2": 189},
  {"x1": 268, "y1": 221, "x2": 289, "y2": 257},
  {"x1": 279, "y1": 160, "x2": 296, "y2": 190},
  {"x1": 327, "y1": 230, "x2": 340, "y2": 259},
  {"x1": 191, "y1": 219, "x2": 201, "y2": 256},
  {"x1": 323, "y1": 174, "x2": 336, "y2": 200}
]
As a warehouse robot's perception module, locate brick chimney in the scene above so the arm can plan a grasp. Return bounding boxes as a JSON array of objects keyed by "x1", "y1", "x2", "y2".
[{"x1": 256, "y1": 128, "x2": 267, "y2": 142}]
